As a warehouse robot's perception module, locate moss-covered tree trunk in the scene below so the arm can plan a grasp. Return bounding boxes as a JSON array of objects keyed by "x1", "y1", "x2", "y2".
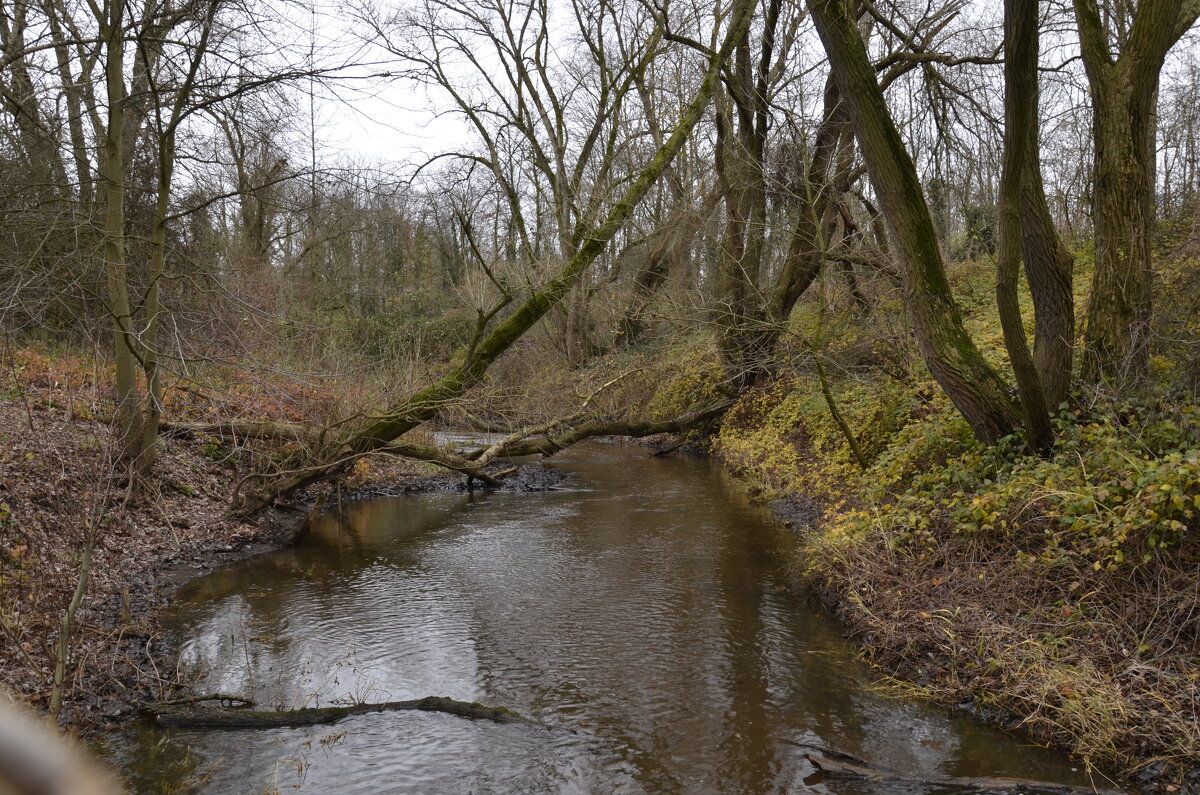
[
  {"x1": 1082, "y1": 69, "x2": 1160, "y2": 386},
  {"x1": 1074, "y1": 0, "x2": 1200, "y2": 386},
  {"x1": 1007, "y1": 0, "x2": 1076, "y2": 412},
  {"x1": 239, "y1": 0, "x2": 759, "y2": 513},
  {"x1": 809, "y1": 0, "x2": 1020, "y2": 443},
  {"x1": 1020, "y1": 139, "x2": 1075, "y2": 410},
  {"x1": 997, "y1": 0, "x2": 1054, "y2": 452}
]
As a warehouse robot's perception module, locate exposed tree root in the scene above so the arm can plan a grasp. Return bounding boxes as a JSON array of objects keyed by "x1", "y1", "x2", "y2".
[{"x1": 150, "y1": 696, "x2": 549, "y2": 730}]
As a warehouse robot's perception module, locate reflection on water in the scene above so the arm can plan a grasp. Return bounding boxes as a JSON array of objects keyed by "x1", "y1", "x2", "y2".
[{"x1": 112, "y1": 443, "x2": 1100, "y2": 793}]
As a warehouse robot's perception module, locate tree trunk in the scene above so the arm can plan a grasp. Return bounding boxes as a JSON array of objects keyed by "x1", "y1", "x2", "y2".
[
  {"x1": 1074, "y1": 0, "x2": 1200, "y2": 386},
  {"x1": 1020, "y1": 145, "x2": 1075, "y2": 410},
  {"x1": 0, "y1": 0, "x2": 69, "y2": 200},
  {"x1": 997, "y1": 0, "x2": 1054, "y2": 452},
  {"x1": 619, "y1": 194, "x2": 717, "y2": 346},
  {"x1": 766, "y1": 75, "x2": 851, "y2": 327},
  {"x1": 100, "y1": 0, "x2": 144, "y2": 464},
  {"x1": 809, "y1": 0, "x2": 1020, "y2": 444},
  {"x1": 44, "y1": 0, "x2": 94, "y2": 207},
  {"x1": 713, "y1": 24, "x2": 771, "y2": 390},
  {"x1": 1081, "y1": 72, "x2": 1157, "y2": 385}
]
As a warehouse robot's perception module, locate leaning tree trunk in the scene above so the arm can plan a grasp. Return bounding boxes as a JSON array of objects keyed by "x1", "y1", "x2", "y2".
[
  {"x1": 765, "y1": 74, "x2": 852, "y2": 328},
  {"x1": 809, "y1": 0, "x2": 1019, "y2": 443},
  {"x1": 239, "y1": 0, "x2": 759, "y2": 513}
]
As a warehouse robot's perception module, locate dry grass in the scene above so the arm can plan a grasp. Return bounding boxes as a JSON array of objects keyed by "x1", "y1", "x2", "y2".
[{"x1": 797, "y1": 524, "x2": 1200, "y2": 785}]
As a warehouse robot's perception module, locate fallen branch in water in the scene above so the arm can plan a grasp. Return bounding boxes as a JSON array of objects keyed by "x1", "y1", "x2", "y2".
[
  {"x1": 378, "y1": 441, "x2": 509, "y2": 487},
  {"x1": 154, "y1": 694, "x2": 256, "y2": 708},
  {"x1": 800, "y1": 744, "x2": 1122, "y2": 794},
  {"x1": 150, "y1": 696, "x2": 549, "y2": 730},
  {"x1": 461, "y1": 401, "x2": 734, "y2": 461}
]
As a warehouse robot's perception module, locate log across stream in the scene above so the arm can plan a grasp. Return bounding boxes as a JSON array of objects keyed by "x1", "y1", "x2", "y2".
[
  {"x1": 109, "y1": 442, "x2": 1116, "y2": 793},
  {"x1": 150, "y1": 696, "x2": 549, "y2": 730}
]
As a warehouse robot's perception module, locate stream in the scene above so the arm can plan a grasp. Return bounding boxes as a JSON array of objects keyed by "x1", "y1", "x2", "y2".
[{"x1": 111, "y1": 441, "x2": 1102, "y2": 793}]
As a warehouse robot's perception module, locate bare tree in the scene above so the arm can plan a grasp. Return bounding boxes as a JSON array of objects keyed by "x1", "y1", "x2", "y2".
[{"x1": 239, "y1": 0, "x2": 759, "y2": 511}]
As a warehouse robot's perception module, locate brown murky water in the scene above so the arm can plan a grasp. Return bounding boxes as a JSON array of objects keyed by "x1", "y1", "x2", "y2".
[{"x1": 112, "y1": 442, "x2": 1104, "y2": 793}]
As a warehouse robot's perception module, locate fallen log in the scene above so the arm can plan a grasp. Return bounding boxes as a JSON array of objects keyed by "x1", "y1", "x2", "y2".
[
  {"x1": 379, "y1": 441, "x2": 507, "y2": 487},
  {"x1": 800, "y1": 745, "x2": 1123, "y2": 794},
  {"x1": 150, "y1": 696, "x2": 548, "y2": 730},
  {"x1": 160, "y1": 419, "x2": 323, "y2": 442},
  {"x1": 461, "y1": 401, "x2": 734, "y2": 461}
]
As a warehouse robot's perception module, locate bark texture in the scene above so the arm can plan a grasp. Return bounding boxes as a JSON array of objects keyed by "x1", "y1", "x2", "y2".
[
  {"x1": 809, "y1": 0, "x2": 1020, "y2": 443},
  {"x1": 1074, "y1": 0, "x2": 1200, "y2": 385},
  {"x1": 997, "y1": 0, "x2": 1055, "y2": 451}
]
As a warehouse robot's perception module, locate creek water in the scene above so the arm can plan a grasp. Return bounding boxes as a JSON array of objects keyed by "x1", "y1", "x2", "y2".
[{"x1": 113, "y1": 442, "x2": 1102, "y2": 793}]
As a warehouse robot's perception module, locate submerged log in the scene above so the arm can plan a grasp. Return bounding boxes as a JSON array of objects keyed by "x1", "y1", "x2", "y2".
[
  {"x1": 801, "y1": 745, "x2": 1123, "y2": 794},
  {"x1": 151, "y1": 696, "x2": 547, "y2": 730}
]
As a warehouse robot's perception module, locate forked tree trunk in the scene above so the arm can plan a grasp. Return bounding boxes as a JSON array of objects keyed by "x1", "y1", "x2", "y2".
[
  {"x1": 809, "y1": 0, "x2": 1020, "y2": 443},
  {"x1": 997, "y1": 0, "x2": 1054, "y2": 452},
  {"x1": 1074, "y1": 0, "x2": 1200, "y2": 386}
]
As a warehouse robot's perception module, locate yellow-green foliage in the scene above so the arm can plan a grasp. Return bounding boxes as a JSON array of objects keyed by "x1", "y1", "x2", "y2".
[
  {"x1": 726, "y1": 247, "x2": 1200, "y2": 574},
  {"x1": 715, "y1": 263, "x2": 1200, "y2": 573},
  {"x1": 670, "y1": 244, "x2": 1200, "y2": 776},
  {"x1": 715, "y1": 374, "x2": 921, "y2": 502},
  {"x1": 642, "y1": 337, "x2": 726, "y2": 420},
  {"x1": 804, "y1": 398, "x2": 1200, "y2": 573}
]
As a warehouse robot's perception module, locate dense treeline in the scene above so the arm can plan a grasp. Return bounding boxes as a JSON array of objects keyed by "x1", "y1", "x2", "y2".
[{"x1": 1, "y1": 0, "x2": 1197, "y2": 469}]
